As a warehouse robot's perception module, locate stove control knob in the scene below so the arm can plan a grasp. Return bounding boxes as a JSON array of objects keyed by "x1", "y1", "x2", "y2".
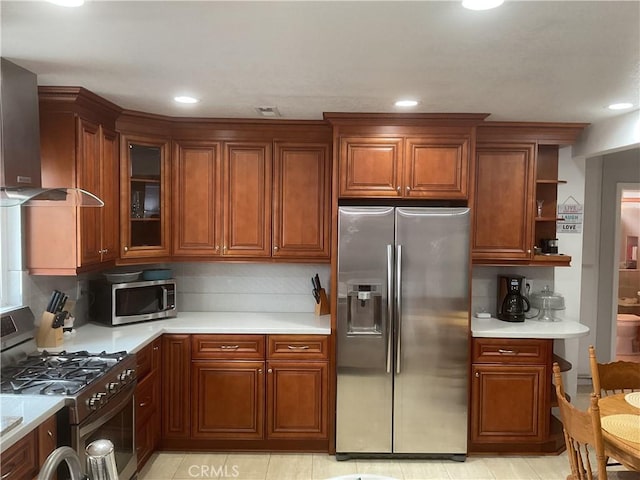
[
  {"x1": 106, "y1": 382, "x2": 119, "y2": 393},
  {"x1": 87, "y1": 392, "x2": 107, "y2": 410}
]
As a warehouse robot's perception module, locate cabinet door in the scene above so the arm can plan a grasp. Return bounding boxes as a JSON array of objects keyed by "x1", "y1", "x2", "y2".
[
  {"x1": 78, "y1": 118, "x2": 102, "y2": 267},
  {"x1": 120, "y1": 134, "x2": 171, "y2": 258},
  {"x1": 266, "y1": 360, "x2": 327, "y2": 439},
  {"x1": 404, "y1": 136, "x2": 469, "y2": 199},
  {"x1": 471, "y1": 364, "x2": 547, "y2": 443},
  {"x1": 223, "y1": 143, "x2": 272, "y2": 257},
  {"x1": 339, "y1": 137, "x2": 403, "y2": 197},
  {"x1": 472, "y1": 143, "x2": 535, "y2": 261},
  {"x1": 0, "y1": 430, "x2": 38, "y2": 480},
  {"x1": 173, "y1": 141, "x2": 223, "y2": 256},
  {"x1": 162, "y1": 334, "x2": 191, "y2": 439},
  {"x1": 273, "y1": 142, "x2": 330, "y2": 259},
  {"x1": 100, "y1": 127, "x2": 120, "y2": 262},
  {"x1": 37, "y1": 415, "x2": 57, "y2": 468},
  {"x1": 192, "y1": 361, "x2": 265, "y2": 439}
]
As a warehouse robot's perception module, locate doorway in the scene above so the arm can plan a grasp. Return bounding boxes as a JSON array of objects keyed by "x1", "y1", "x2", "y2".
[{"x1": 612, "y1": 184, "x2": 640, "y2": 362}]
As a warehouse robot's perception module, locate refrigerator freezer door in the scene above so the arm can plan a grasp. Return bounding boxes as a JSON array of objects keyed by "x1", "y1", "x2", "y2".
[
  {"x1": 337, "y1": 206, "x2": 395, "y2": 453},
  {"x1": 393, "y1": 207, "x2": 470, "y2": 454}
]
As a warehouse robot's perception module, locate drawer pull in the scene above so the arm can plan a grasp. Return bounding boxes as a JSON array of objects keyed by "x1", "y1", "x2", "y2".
[
  {"x1": 498, "y1": 349, "x2": 518, "y2": 354},
  {"x1": 287, "y1": 345, "x2": 310, "y2": 350},
  {"x1": 1, "y1": 463, "x2": 15, "y2": 479},
  {"x1": 139, "y1": 401, "x2": 148, "y2": 407},
  {"x1": 47, "y1": 430, "x2": 53, "y2": 438},
  {"x1": 153, "y1": 346, "x2": 159, "y2": 350},
  {"x1": 219, "y1": 345, "x2": 239, "y2": 350}
]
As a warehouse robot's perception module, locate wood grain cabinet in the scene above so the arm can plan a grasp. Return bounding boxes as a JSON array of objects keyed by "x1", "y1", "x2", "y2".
[
  {"x1": 469, "y1": 337, "x2": 564, "y2": 454},
  {"x1": 120, "y1": 133, "x2": 171, "y2": 259},
  {"x1": 472, "y1": 143, "x2": 536, "y2": 263},
  {"x1": 136, "y1": 337, "x2": 161, "y2": 470},
  {"x1": 338, "y1": 135, "x2": 470, "y2": 199},
  {"x1": 0, "y1": 414, "x2": 57, "y2": 480},
  {"x1": 272, "y1": 142, "x2": 331, "y2": 259},
  {"x1": 172, "y1": 141, "x2": 272, "y2": 258},
  {"x1": 161, "y1": 334, "x2": 191, "y2": 441},
  {"x1": 26, "y1": 87, "x2": 121, "y2": 275}
]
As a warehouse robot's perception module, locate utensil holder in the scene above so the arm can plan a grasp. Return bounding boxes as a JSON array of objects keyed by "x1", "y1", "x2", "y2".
[
  {"x1": 36, "y1": 312, "x2": 63, "y2": 348},
  {"x1": 315, "y1": 288, "x2": 330, "y2": 316}
]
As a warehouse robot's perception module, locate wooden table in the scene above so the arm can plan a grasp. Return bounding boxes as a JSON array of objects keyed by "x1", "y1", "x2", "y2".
[{"x1": 599, "y1": 393, "x2": 640, "y2": 472}]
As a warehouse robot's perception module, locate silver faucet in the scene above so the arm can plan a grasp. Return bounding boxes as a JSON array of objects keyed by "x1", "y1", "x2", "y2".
[{"x1": 38, "y1": 446, "x2": 85, "y2": 480}]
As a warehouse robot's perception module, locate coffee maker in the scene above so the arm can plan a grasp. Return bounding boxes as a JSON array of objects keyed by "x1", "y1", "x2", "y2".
[{"x1": 497, "y1": 274, "x2": 530, "y2": 322}]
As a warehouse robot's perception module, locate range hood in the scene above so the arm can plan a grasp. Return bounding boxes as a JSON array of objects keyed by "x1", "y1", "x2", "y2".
[{"x1": 0, "y1": 58, "x2": 103, "y2": 207}]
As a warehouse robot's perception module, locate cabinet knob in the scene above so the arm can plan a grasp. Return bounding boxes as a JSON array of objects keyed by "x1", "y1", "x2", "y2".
[
  {"x1": 124, "y1": 246, "x2": 129, "y2": 252},
  {"x1": 527, "y1": 249, "x2": 532, "y2": 254},
  {"x1": 215, "y1": 245, "x2": 220, "y2": 251},
  {"x1": 475, "y1": 372, "x2": 479, "y2": 378},
  {"x1": 396, "y1": 186, "x2": 401, "y2": 193},
  {"x1": 47, "y1": 430, "x2": 53, "y2": 438},
  {"x1": 268, "y1": 368, "x2": 273, "y2": 373},
  {"x1": 258, "y1": 369, "x2": 263, "y2": 374},
  {"x1": 406, "y1": 186, "x2": 411, "y2": 192},
  {"x1": 223, "y1": 246, "x2": 227, "y2": 251},
  {"x1": 273, "y1": 246, "x2": 279, "y2": 251},
  {"x1": 153, "y1": 346, "x2": 159, "y2": 351}
]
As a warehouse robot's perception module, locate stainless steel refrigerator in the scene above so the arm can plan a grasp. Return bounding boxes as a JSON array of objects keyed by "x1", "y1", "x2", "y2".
[{"x1": 336, "y1": 206, "x2": 470, "y2": 459}]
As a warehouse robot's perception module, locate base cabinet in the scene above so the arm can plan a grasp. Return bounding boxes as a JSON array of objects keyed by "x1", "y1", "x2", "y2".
[
  {"x1": 136, "y1": 338, "x2": 162, "y2": 470},
  {"x1": 469, "y1": 337, "x2": 564, "y2": 454},
  {"x1": 0, "y1": 414, "x2": 57, "y2": 480},
  {"x1": 161, "y1": 333, "x2": 329, "y2": 451}
]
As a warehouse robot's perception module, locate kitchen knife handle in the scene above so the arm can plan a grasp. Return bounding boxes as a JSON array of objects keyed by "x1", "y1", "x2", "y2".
[
  {"x1": 386, "y1": 244, "x2": 393, "y2": 374},
  {"x1": 396, "y1": 244, "x2": 402, "y2": 375}
]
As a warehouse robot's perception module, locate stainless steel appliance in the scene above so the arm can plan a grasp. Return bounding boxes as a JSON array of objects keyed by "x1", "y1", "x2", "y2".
[
  {"x1": 0, "y1": 307, "x2": 137, "y2": 480},
  {"x1": 497, "y1": 274, "x2": 530, "y2": 322},
  {"x1": 89, "y1": 278, "x2": 177, "y2": 326},
  {"x1": 336, "y1": 206, "x2": 470, "y2": 459}
]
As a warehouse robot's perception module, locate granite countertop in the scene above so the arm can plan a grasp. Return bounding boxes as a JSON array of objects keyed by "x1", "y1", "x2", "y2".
[
  {"x1": 1, "y1": 311, "x2": 330, "y2": 452},
  {"x1": 471, "y1": 315, "x2": 589, "y2": 339}
]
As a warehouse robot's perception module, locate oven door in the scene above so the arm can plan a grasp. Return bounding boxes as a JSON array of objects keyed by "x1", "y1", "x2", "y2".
[{"x1": 74, "y1": 382, "x2": 137, "y2": 480}]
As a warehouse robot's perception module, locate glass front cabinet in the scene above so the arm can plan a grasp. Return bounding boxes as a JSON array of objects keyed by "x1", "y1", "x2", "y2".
[{"x1": 120, "y1": 134, "x2": 171, "y2": 259}]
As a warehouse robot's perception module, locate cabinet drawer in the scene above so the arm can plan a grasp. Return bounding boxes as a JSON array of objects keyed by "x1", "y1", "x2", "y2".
[
  {"x1": 192, "y1": 335, "x2": 265, "y2": 360},
  {"x1": 267, "y1": 335, "x2": 328, "y2": 360},
  {"x1": 472, "y1": 338, "x2": 551, "y2": 364},
  {"x1": 1, "y1": 430, "x2": 38, "y2": 480}
]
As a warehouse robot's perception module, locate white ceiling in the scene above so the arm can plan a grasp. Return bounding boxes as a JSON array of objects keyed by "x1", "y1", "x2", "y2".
[{"x1": 1, "y1": 1, "x2": 639, "y2": 123}]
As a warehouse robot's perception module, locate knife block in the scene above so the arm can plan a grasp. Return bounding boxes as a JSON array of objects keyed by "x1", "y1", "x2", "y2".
[
  {"x1": 315, "y1": 288, "x2": 330, "y2": 316},
  {"x1": 36, "y1": 312, "x2": 63, "y2": 348}
]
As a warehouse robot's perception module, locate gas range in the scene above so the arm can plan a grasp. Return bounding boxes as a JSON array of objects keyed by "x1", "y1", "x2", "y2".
[{"x1": 0, "y1": 349, "x2": 136, "y2": 424}]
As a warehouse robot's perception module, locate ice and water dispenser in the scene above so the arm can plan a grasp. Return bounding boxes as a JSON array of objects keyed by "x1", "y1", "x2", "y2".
[{"x1": 346, "y1": 284, "x2": 383, "y2": 335}]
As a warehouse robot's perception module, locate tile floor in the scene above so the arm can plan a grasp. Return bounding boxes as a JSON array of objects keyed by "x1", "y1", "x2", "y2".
[{"x1": 136, "y1": 385, "x2": 623, "y2": 480}]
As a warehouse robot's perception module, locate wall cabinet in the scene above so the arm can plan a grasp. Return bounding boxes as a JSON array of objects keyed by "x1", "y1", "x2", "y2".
[
  {"x1": 472, "y1": 143, "x2": 536, "y2": 262},
  {"x1": 0, "y1": 414, "x2": 57, "y2": 480},
  {"x1": 338, "y1": 135, "x2": 470, "y2": 199},
  {"x1": 120, "y1": 134, "x2": 171, "y2": 259},
  {"x1": 272, "y1": 142, "x2": 331, "y2": 259},
  {"x1": 469, "y1": 337, "x2": 564, "y2": 454},
  {"x1": 172, "y1": 140, "x2": 331, "y2": 261},
  {"x1": 136, "y1": 337, "x2": 161, "y2": 470},
  {"x1": 471, "y1": 123, "x2": 587, "y2": 266},
  {"x1": 26, "y1": 87, "x2": 121, "y2": 275}
]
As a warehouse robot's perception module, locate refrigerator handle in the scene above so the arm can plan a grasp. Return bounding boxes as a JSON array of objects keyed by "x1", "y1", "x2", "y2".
[
  {"x1": 395, "y1": 244, "x2": 402, "y2": 374},
  {"x1": 386, "y1": 244, "x2": 394, "y2": 374}
]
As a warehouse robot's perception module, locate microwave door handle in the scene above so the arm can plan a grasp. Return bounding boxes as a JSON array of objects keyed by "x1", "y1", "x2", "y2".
[{"x1": 161, "y1": 286, "x2": 168, "y2": 310}]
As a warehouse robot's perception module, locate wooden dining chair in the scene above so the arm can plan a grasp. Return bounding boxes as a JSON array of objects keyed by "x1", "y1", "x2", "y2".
[
  {"x1": 589, "y1": 345, "x2": 640, "y2": 398},
  {"x1": 552, "y1": 363, "x2": 637, "y2": 480}
]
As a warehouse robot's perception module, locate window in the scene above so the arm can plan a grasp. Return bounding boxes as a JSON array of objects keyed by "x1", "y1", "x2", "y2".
[{"x1": 0, "y1": 205, "x2": 23, "y2": 311}]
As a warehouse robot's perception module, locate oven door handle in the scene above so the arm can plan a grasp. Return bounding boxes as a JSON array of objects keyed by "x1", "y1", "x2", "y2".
[{"x1": 77, "y1": 381, "x2": 135, "y2": 439}]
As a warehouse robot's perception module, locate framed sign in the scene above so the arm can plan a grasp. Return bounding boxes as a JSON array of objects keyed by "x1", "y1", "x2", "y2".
[{"x1": 557, "y1": 195, "x2": 583, "y2": 234}]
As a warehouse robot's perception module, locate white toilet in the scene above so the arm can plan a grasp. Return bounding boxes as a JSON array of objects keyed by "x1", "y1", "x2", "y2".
[{"x1": 616, "y1": 314, "x2": 640, "y2": 362}]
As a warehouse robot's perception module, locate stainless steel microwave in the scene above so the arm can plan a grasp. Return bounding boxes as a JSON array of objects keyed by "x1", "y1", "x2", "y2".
[{"x1": 89, "y1": 279, "x2": 177, "y2": 326}]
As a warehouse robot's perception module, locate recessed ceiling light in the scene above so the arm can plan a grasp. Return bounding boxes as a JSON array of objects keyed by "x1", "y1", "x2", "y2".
[
  {"x1": 608, "y1": 102, "x2": 633, "y2": 110},
  {"x1": 462, "y1": 0, "x2": 504, "y2": 11},
  {"x1": 47, "y1": 0, "x2": 84, "y2": 6},
  {"x1": 395, "y1": 100, "x2": 419, "y2": 107},
  {"x1": 174, "y1": 96, "x2": 199, "y2": 104}
]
